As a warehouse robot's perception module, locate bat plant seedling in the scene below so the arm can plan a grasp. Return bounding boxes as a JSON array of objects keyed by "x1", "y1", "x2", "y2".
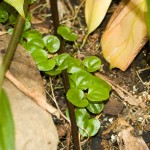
[{"x1": 21, "y1": 25, "x2": 111, "y2": 138}]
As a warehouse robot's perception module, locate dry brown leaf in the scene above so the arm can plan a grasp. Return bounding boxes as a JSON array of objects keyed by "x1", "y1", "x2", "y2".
[
  {"x1": 117, "y1": 118, "x2": 149, "y2": 150},
  {"x1": 101, "y1": 0, "x2": 148, "y2": 71},
  {"x1": 0, "y1": 33, "x2": 59, "y2": 149}
]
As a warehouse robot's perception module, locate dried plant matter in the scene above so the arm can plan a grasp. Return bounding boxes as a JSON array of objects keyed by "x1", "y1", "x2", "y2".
[
  {"x1": 101, "y1": 0, "x2": 148, "y2": 71},
  {"x1": 0, "y1": 34, "x2": 59, "y2": 149},
  {"x1": 117, "y1": 118, "x2": 149, "y2": 150}
]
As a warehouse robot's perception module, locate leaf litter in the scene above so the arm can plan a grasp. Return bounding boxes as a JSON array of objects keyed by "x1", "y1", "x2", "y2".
[{"x1": 1, "y1": 0, "x2": 149, "y2": 149}]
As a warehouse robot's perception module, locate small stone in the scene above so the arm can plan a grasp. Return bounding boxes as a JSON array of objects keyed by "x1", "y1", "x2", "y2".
[
  {"x1": 109, "y1": 118, "x2": 113, "y2": 123},
  {"x1": 111, "y1": 134, "x2": 117, "y2": 143},
  {"x1": 103, "y1": 98, "x2": 124, "y2": 115}
]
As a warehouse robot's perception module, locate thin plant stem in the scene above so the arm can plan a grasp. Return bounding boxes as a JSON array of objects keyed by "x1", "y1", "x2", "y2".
[
  {"x1": 0, "y1": 0, "x2": 30, "y2": 88},
  {"x1": 49, "y1": 0, "x2": 80, "y2": 149}
]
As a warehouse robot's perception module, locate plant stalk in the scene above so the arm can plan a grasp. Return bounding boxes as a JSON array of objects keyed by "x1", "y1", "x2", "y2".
[
  {"x1": 0, "y1": 0, "x2": 30, "y2": 88},
  {"x1": 50, "y1": 0, "x2": 80, "y2": 150}
]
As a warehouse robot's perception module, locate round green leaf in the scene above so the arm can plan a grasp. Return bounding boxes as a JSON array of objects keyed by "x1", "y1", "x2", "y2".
[
  {"x1": 66, "y1": 89, "x2": 88, "y2": 107},
  {"x1": 57, "y1": 25, "x2": 77, "y2": 41},
  {"x1": 25, "y1": 42, "x2": 44, "y2": 54},
  {"x1": 37, "y1": 59, "x2": 56, "y2": 71},
  {"x1": 87, "y1": 84, "x2": 109, "y2": 101},
  {"x1": 69, "y1": 71, "x2": 92, "y2": 90},
  {"x1": 28, "y1": 39, "x2": 45, "y2": 48},
  {"x1": 80, "y1": 118, "x2": 100, "y2": 137},
  {"x1": 82, "y1": 56, "x2": 101, "y2": 72},
  {"x1": 86, "y1": 102, "x2": 104, "y2": 114},
  {"x1": 22, "y1": 30, "x2": 42, "y2": 42},
  {"x1": 43, "y1": 35, "x2": 60, "y2": 53},
  {"x1": 31, "y1": 50, "x2": 48, "y2": 64},
  {"x1": 67, "y1": 65, "x2": 84, "y2": 74},
  {"x1": 0, "y1": 8, "x2": 8, "y2": 23},
  {"x1": 92, "y1": 76, "x2": 111, "y2": 92},
  {"x1": 53, "y1": 53, "x2": 70, "y2": 70},
  {"x1": 75, "y1": 108, "x2": 90, "y2": 127}
]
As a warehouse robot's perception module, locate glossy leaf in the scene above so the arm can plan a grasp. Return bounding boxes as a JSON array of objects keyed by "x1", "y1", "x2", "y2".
[
  {"x1": 75, "y1": 108, "x2": 100, "y2": 137},
  {"x1": 67, "y1": 65, "x2": 85, "y2": 74},
  {"x1": 25, "y1": 42, "x2": 44, "y2": 54},
  {"x1": 75, "y1": 108, "x2": 90, "y2": 127},
  {"x1": 0, "y1": 88, "x2": 15, "y2": 150},
  {"x1": 87, "y1": 77, "x2": 111, "y2": 101},
  {"x1": 69, "y1": 71, "x2": 92, "y2": 90},
  {"x1": 43, "y1": 35, "x2": 60, "y2": 53},
  {"x1": 4, "y1": 0, "x2": 25, "y2": 18},
  {"x1": 80, "y1": 118, "x2": 100, "y2": 137},
  {"x1": 101, "y1": 0, "x2": 148, "y2": 71},
  {"x1": 22, "y1": 30, "x2": 42, "y2": 42},
  {"x1": 28, "y1": 39, "x2": 45, "y2": 49},
  {"x1": 37, "y1": 59, "x2": 56, "y2": 71},
  {"x1": 87, "y1": 84, "x2": 109, "y2": 102},
  {"x1": 0, "y1": 9, "x2": 8, "y2": 23},
  {"x1": 92, "y1": 76, "x2": 111, "y2": 92},
  {"x1": 57, "y1": 25, "x2": 77, "y2": 41},
  {"x1": 53, "y1": 53, "x2": 70, "y2": 70},
  {"x1": 85, "y1": 0, "x2": 112, "y2": 35},
  {"x1": 66, "y1": 89, "x2": 88, "y2": 107},
  {"x1": 86, "y1": 101, "x2": 104, "y2": 114},
  {"x1": 31, "y1": 50, "x2": 48, "y2": 64},
  {"x1": 82, "y1": 56, "x2": 101, "y2": 72}
]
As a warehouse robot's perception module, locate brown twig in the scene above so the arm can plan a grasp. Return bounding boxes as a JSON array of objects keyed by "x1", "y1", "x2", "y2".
[{"x1": 49, "y1": 0, "x2": 80, "y2": 150}]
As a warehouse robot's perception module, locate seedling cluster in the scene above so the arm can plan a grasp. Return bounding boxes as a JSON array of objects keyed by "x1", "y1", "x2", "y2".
[{"x1": 21, "y1": 25, "x2": 111, "y2": 137}]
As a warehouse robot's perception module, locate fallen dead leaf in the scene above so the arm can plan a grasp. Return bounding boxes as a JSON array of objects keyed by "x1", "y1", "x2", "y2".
[
  {"x1": 117, "y1": 118, "x2": 149, "y2": 150},
  {"x1": 0, "y1": 33, "x2": 59, "y2": 149}
]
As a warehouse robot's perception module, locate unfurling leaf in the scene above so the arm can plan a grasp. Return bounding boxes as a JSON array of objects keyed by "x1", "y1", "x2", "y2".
[
  {"x1": 101, "y1": 0, "x2": 148, "y2": 71},
  {"x1": 0, "y1": 88, "x2": 15, "y2": 150},
  {"x1": 85, "y1": 0, "x2": 112, "y2": 35},
  {"x1": 4, "y1": 0, "x2": 25, "y2": 18}
]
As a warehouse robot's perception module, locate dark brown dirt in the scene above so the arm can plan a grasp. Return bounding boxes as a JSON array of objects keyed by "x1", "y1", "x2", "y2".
[{"x1": 30, "y1": 0, "x2": 150, "y2": 149}]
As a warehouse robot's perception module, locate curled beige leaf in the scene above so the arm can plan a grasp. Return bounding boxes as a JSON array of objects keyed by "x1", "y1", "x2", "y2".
[
  {"x1": 101, "y1": 0, "x2": 148, "y2": 71},
  {"x1": 85, "y1": 0, "x2": 112, "y2": 35},
  {"x1": 4, "y1": 0, "x2": 25, "y2": 18}
]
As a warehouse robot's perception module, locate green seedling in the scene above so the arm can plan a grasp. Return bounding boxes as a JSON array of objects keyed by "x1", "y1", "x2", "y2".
[
  {"x1": 21, "y1": 25, "x2": 111, "y2": 138},
  {"x1": 57, "y1": 25, "x2": 77, "y2": 41},
  {"x1": 0, "y1": 8, "x2": 8, "y2": 23},
  {"x1": 22, "y1": 29, "x2": 60, "y2": 71},
  {"x1": 43, "y1": 35, "x2": 60, "y2": 53},
  {"x1": 75, "y1": 108, "x2": 100, "y2": 137}
]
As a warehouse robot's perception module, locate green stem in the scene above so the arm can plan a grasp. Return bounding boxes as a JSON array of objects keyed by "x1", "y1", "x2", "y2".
[{"x1": 0, "y1": 0, "x2": 30, "y2": 88}]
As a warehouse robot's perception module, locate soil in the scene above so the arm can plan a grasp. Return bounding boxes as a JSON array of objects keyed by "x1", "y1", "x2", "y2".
[
  {"x1": 29, "y1": 0, "x2": 150, "y2": 149},
  {"x1": 13, "y1": 0, "x2": 150, "y2": 149}
]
